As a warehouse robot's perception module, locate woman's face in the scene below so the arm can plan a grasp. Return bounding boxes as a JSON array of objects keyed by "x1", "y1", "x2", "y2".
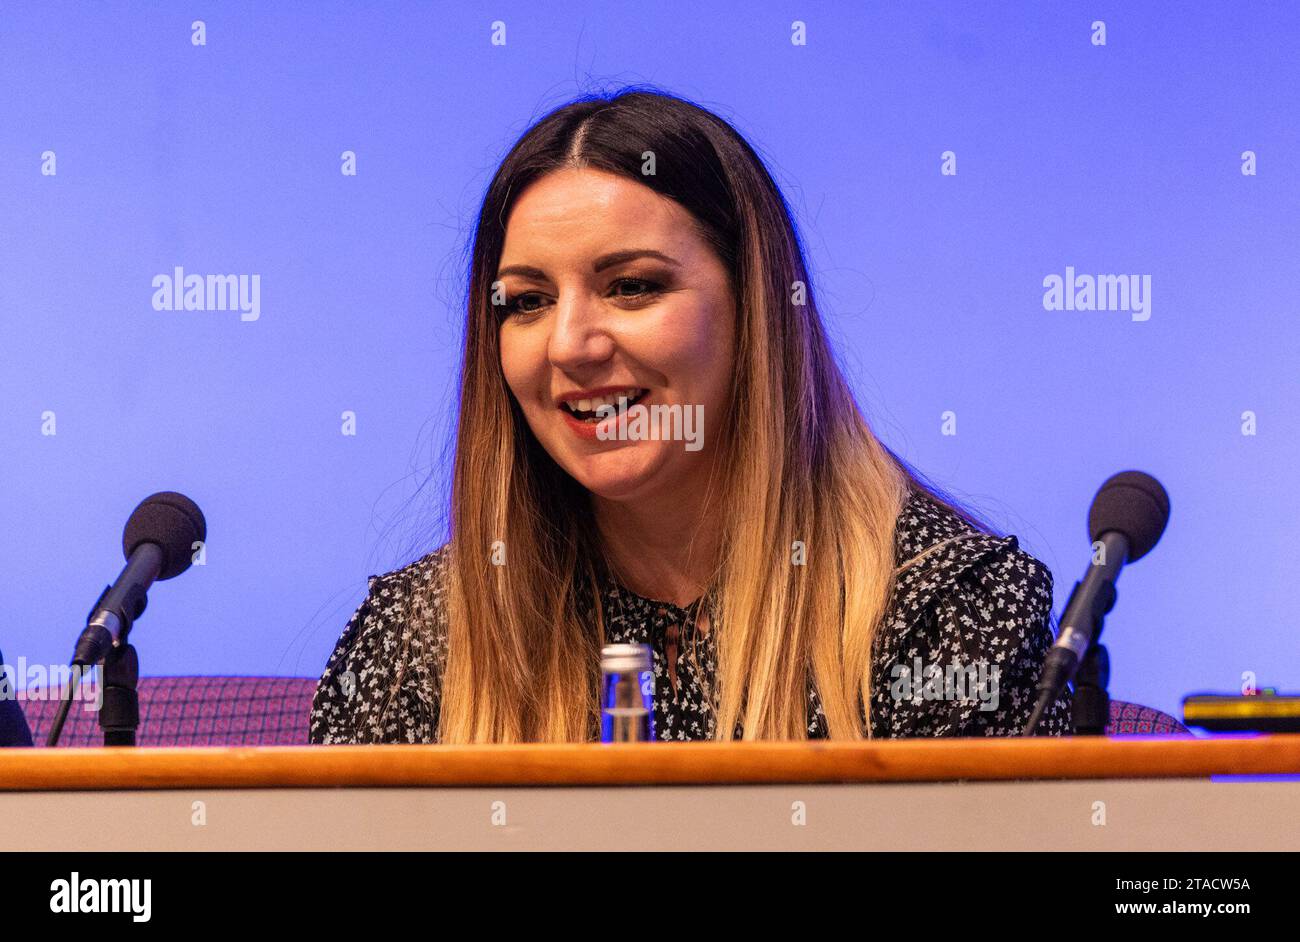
[{"x1": 497, "y1": 167, "x2": 735, "y2": 505}]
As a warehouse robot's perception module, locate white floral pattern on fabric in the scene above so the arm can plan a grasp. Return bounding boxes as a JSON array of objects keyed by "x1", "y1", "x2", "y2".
[{"x1": 309, "y1": 487, "x2": 1073, "y2": 743}]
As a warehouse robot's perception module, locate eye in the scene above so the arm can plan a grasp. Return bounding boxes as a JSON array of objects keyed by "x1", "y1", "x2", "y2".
[
  {"x1": 609, "y1": 277, "x2": 663, "y2": 302},
  {"x1": 499, "y1": 278, "x2": 665, "y2": 319},
  {"x1": 502, "y1": 292, "x2": 547, "y2": 317}
]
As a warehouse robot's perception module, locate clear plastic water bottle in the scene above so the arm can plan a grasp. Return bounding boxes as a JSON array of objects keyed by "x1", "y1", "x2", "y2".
[{"x1": 600, "y1": 643, "x2": 655, "y2": 742}]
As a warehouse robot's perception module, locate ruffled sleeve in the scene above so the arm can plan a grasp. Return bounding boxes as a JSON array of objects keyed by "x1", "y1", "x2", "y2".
[
  {"x1": 309, "y1": 549, "x2": 448, "y2": 744},
  {"x1": 872, "y1": 534, "x2": 1072, "y2": 737}
]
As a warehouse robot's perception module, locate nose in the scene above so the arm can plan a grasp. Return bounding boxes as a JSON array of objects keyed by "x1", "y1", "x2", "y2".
[{"x1": 547, "y1": 286, "x2": 615, "y2": 371}]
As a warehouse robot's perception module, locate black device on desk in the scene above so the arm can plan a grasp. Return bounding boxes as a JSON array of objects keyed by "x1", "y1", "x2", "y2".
[
  {"x1": 0, "y1": 647, "x2": 34, "y2": 747},
  {"x1": 1183, "y1": 689, "x2": 1300, "y2": 732}
]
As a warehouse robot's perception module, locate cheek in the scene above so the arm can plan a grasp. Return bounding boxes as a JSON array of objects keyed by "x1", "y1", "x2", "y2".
[
  {"x1": 660, "y1": 304, "x2": 733, "y2": 397},
  {"x1": 498, "y1": 327, "x2": 542, "y2": 404}
]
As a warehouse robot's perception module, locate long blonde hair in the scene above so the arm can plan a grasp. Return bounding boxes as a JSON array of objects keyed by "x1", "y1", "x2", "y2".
[{"x1": 427, "y1": 88, "x2": 979, "y2": 742}]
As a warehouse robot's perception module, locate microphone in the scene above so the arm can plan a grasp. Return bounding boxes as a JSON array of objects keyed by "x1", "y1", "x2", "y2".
[
  {"x1": 69, "y1": 492, "x2": 206, "y2": 667},
  {"x1": 46, "y1": 492, "x2": 206, "y2": 747},
  {"x1": 1023, "y1": 471, "x2": 1170, "y2": 735}
]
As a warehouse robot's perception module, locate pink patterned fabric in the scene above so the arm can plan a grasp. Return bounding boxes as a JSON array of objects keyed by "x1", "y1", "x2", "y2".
[
  {"x1": 22, "y1": 676, "x2": 317, "y2": 747},
  {"x1": 1107, "y1": 699, "x2": 1191, "y2": 735},
  {"x1": 18, "y1": 678, "x2": 1187, "y2": 745}
]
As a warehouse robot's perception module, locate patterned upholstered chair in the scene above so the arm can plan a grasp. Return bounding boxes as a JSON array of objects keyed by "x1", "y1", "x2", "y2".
[
  {"x1": 21, "y1": 676, "x2": 317, "y2": 747},
  {"x1": 17, "y1": 678, "x2": 1192, "y2": 745},
  {"x1": 1107, "y1": 698, "x2": 1192, "y2": 735}
]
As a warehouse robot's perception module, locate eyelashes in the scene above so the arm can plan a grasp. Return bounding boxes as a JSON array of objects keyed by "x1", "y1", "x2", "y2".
[{"x1": 499, "y1": 278, "x2": 665, "y2": 319}]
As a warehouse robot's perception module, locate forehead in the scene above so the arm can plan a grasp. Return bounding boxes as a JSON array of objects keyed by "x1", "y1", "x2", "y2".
[{"x1": 500, "y1": 168, "x2": 701, "y2": 262}]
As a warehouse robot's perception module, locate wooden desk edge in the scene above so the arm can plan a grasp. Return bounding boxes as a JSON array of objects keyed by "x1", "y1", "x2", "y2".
[{"x1": 2, "y1": 736, "x2": 1299, "y2": 790}]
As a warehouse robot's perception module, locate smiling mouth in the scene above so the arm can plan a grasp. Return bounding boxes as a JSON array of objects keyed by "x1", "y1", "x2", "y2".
[{"x1": 560, "y1": 388, "x2": 649, "y2": 423}]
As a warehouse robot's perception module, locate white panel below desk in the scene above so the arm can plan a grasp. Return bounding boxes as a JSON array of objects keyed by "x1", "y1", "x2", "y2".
[{"x1": 2, "y1": 778, "x2": 1298, "y2": 851}]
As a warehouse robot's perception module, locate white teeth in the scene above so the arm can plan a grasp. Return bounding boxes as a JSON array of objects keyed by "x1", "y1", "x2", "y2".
[{"x1": 565, "y1": 388, "x2": 643, "y2": 414}]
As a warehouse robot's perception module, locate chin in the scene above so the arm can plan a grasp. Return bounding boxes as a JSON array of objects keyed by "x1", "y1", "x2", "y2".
[{"x1": 561, "y1": 447, "x2": 670, "y2": 501}]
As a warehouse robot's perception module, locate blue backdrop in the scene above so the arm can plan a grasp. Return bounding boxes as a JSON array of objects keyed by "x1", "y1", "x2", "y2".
[{"x1": 2, "y1": 1, "x2": 1296, "y2": 724}]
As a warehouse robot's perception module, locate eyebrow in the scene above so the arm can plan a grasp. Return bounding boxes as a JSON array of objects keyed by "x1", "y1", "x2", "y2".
[{"x1": 495, "y1": 249, "x2": 681, "y2": 281}]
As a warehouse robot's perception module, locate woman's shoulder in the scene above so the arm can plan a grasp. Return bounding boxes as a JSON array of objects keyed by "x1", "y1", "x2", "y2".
[
  {"x1": 873, "y1": 486, "x2": 1068, "y2": 737},
  {"x1": 345, "y1": 542, "x2": 453, "y2": 643},
  {"x1": 352, "y1": 541, "x2": 454, "y2": 656},
  {"x1": 372, "y1": 542, "x2": 453, "y2": 596},
  {"x1": 308, "y1": 543, "x2": 451, "y2": 745},
  {"x1": 891, "y1": 486, "x2": 1053, "y2": 608}
]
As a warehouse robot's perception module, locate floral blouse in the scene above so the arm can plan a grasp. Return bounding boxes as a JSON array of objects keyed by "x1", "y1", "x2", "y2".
[{"x1": 309, "y1": 487, "x2": 1074, "y2": 743}]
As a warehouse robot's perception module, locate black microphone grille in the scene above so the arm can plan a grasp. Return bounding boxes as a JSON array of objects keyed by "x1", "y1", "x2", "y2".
[
  {"x1": 1088, "y1": 471, "x2": 1170, "y2": 563},
  {"x1": 122, "y1": 492, "x2": 207, "y2": 580}
]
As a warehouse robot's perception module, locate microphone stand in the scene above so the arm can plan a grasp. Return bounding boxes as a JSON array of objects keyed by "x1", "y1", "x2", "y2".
[
  {"x1": 1073, "y1": 641, "x2": 1110, "y2": 735},
  {"x1": 1028, "y1": 560, "x2": 1120, "y2": 737},
  {"x1": 1067, "y1": 568, "x2": 1118, "y2": 735},
  {"x1": 99, "y1": 642, "x2": 140, "y2": 746}
]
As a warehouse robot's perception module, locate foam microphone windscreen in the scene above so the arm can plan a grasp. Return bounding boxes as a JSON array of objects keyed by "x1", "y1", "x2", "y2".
[
  {"x1": 121, "y1": 491, "x2": 207, "y2": 580},
  {"x1": 1088, "y1": 471, "x2": 1170, "y2": 563}
]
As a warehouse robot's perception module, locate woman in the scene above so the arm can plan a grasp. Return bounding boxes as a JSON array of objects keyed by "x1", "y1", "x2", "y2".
[{"x1": 310, "y1": 88, "x2": 1073, "y2": 744}]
